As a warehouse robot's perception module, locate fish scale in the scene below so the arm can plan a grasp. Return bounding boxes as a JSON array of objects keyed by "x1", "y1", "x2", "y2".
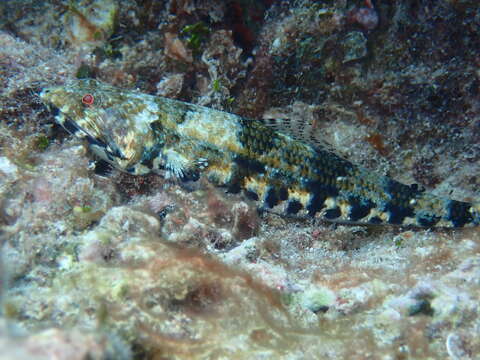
[{"x1": 40, "y1": 79, "x2": 480, "y2": 228}]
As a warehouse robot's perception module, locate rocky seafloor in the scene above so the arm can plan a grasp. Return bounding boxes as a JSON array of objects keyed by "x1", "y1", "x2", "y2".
[{"x1": 1, "y1": 0, "x2": 480, "y2": 359}]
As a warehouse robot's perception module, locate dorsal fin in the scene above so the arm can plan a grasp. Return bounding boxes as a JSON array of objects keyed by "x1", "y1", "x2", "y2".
[{"x1": 261, "y1": 104, "x2": 347, "y2": 159}]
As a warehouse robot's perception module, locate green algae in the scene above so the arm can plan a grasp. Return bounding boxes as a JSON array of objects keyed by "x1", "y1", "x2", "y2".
[
  {"x1": 35, "y1": 135, "x2": 50, "y2": 151},
  {"x1": 181, "y1": 21, "x2": 210, "y2": 53}
]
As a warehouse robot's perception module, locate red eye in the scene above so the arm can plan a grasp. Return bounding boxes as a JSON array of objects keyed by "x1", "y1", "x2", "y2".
[{"x1": 82, "y1": 94, "x2": 94, "y2": 106}]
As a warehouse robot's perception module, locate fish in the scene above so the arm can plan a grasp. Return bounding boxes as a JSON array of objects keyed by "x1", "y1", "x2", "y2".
[{"x1": 39, "y1": 79, "x2": 480, "y2": 228}]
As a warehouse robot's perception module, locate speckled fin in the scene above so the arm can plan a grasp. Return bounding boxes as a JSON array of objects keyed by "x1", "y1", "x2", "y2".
[{"x1": 261, "y1": 116, "x2": 345, "y2": 157}]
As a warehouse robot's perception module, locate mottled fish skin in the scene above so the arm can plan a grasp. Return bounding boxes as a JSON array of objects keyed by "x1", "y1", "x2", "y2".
[{"x1": 40, "y1": 79, "x2": 480, "y2": 228}]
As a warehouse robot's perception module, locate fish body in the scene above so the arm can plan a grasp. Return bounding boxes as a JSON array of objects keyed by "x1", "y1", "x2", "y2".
[{"x1": 40, "y1": 79, "x2": 480, "y2": 228}]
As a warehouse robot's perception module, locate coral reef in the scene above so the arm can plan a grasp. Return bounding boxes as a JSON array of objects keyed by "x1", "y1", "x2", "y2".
[{"x1": 1, "y1": 0, "x2": 480, "y2": 359}]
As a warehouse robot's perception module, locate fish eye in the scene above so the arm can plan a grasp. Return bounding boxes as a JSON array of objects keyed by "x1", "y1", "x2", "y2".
[{"x1": 82, "y1": 94, "x2": 94, "y2": 106}]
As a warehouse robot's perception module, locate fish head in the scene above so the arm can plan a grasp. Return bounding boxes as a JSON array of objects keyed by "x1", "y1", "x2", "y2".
[{"x1": 40, "y1": 79, "x2": 163, "y2": 174}]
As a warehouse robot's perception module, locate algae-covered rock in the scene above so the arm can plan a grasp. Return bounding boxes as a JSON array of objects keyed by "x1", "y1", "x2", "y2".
[
  {"x1": 6, "y1": 207, "x2": 307, "y2": 359},
  {"x1": 64, "y1": 0, "x2": 118, "y2": 48},
  {"x1": 342, "y1": 31, "x2": 368, "y2": 63}
]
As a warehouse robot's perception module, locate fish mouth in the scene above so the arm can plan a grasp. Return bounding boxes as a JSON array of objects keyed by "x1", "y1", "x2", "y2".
[
  {"x1": 48, "y1": 106, "x2": 84, "y2": 138},
  {"x1": 58, "y1": 114, "x2": 118, "y2": 163},
  {"x1": 45, "y1": 104, "x2": 110, "y2": 154},
  {"x1": 43, "y1": 102, "x2": 80, "y2": 137},
  {"x1": 55, "y1": 111, "x2": 126, "y2": 163},
  {"x1": 61, "y1": 117, "x2": 84, "y2": 136}
]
